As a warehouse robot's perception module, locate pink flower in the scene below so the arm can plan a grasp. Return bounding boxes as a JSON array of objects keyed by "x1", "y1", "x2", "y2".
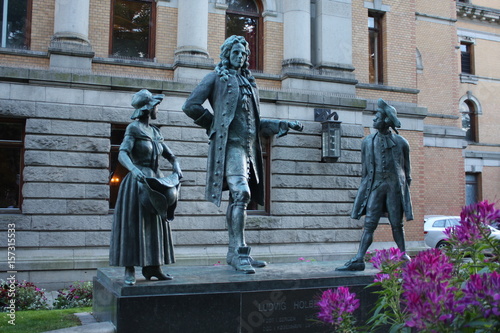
[
  {"x1": 401, "y1": 249, "x2": 458, "y2": 330},
  {"x1": 369, "y1": 248, "x2": 406, "y2": 270},
  {"x1": 459, "y1": 271, "x2": 500, "y2": 318},
  {"x1": 317, "y1": 287, "x2": 360, "y2": 326}
]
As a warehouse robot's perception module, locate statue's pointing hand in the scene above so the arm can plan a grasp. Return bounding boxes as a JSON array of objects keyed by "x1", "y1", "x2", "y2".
[{"x1": 288, "y1": 121, "x2": 304, "y2": 132}]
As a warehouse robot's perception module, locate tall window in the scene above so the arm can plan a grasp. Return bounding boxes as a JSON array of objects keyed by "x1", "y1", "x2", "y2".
[
  {"x1": 368, "y1": 11, "x2": 384, "y2": 84},
  {"x1": 226, "y1": 0, "x2": 262, "y2": 71},
  {"x1": 461, "y1": 99, "x2": 478, "y2": 142},
  {"x1": 0, "y1": 119, "x2": 24, "y2": 210},
  {"x1": 465, "y1": 173, "x2": 480, "y2": 206},
  {"x1": 460, "y1": 42, "x2": 474, "y2": 75},
  {"x1": 0, "y1": 0, "x2": 31, "y2": 49},
  {"x1": 109, "y1": 125, "x2": 128, "y2": 209},
  {"x1": 110, "y1": 0, "x2": 155, "y2": 60}
]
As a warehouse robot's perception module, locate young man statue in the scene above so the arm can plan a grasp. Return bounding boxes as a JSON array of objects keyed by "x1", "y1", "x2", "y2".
[{"x1": 337, "y1": 99, "x2": 413, "y2": 271}]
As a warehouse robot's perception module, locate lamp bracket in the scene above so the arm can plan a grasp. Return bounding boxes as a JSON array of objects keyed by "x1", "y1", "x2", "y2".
[{"x1": 314, "y1": 108, "x2": 339, "y2": 122}]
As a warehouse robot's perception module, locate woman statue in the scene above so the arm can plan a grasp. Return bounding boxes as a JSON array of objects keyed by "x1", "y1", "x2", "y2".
[{"x1": 109, "y1": 89, "x2": 183, "y2": 285}]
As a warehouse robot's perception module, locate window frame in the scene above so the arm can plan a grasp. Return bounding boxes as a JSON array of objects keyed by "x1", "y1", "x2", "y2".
[
  {"x1": 368, "y1": 11, "x2": 384, "y2": 85},
  {"x1": 461, "y1": 99, "x2": 479, "y2": 143},
  {"x1": 0, "y1": 0, "x2": 32, "y2": 49},
  {"x1": 465, "y1": 172, "x2": 481, "y2": 206},
  {"x1": 0, "y1": 118, "x2": 25, "y2": 213},
  {"x1": 225, "y1": 0, "x2": 263, "y2": 71},
  {"x1": 109, "y1": 0, "x2": 156, "y2": 61},
  {"x1": 460, "y1": 41, "x2": 474, "y2": 75}
]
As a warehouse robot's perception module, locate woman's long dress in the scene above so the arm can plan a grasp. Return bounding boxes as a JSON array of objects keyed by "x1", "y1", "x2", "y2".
[{"x1": 109, "y1": 122, "x2": 175, "y2": 267}]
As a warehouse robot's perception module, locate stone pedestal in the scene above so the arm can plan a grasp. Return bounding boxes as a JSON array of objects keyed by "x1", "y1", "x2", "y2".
[{"x1": 94, "y1": 261, "x2": 380, "y2": 333}]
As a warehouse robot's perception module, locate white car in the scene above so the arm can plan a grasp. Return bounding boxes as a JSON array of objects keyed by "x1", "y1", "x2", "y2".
[{"x1": 424, "y1": 215, "x2": 500, "y2": 249}]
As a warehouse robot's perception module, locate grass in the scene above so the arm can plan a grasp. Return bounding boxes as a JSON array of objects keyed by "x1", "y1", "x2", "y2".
[{"x1": 0, "y1": 307, "x2": 92, "y2": 333}]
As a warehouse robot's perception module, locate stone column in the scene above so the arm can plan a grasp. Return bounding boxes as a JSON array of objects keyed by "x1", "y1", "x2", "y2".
[
  {"x1": 174, "y1": 0, "x2": 213, "y2": 80},
  {"x1": 175, "y1": 0, "x2": 209, "y2": 60},
  {"x1": 314, "y1": 0, "x2": 354, "y2": 72},
  {"x1": 282, "y1": 0, "x2": 312, "y2": 69},
  {"x1": 49, "y1": 0, "x2": 94, "y2": 71}
]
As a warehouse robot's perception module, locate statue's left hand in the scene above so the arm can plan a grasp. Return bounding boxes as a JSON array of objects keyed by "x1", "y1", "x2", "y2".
[{"x1": 288, "y1": 121, "x2": 304, "y2": 132}]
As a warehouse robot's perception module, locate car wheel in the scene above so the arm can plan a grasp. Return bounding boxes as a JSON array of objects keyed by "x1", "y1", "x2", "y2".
[{"x1": 436, "y1": 241, "x2": 449, "y2": 250}]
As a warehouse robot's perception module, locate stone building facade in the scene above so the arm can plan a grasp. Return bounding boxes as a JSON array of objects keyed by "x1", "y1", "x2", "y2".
[{"x1": 0, "y1": 0, "x2": 497, "y2": 289}]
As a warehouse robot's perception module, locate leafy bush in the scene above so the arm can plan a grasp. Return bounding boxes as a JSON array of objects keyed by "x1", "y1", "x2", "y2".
[
  {"x1": 0, "y1": 280, "x2": 49, "y2": 311},
  {"x1": 53, "y1": 281, "x2": 93, "y2": 309}
]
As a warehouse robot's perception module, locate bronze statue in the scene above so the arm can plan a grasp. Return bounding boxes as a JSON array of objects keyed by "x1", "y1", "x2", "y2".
[
  {"x1": 109, "y1": 89, "x2": 183, "y2": 285},
  {"x1": 337, "y1": 99, "x2": 413, "y2": 271},
  {"x1": 183, "y1": 35, "x2": 303, "y2": 274}
]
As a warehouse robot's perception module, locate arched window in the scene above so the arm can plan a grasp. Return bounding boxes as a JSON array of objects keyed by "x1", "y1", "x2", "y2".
[
  {"x1": 460, "y1": 99, "x2": 478, "y2": 143},
  {"x1": 226, "y1": 0, "x2": 263, "y2": 70}
]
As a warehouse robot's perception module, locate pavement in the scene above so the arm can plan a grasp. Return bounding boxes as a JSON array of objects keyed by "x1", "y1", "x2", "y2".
[
  {"x1": 41, "y1": 291, "x2": 115, "y2": 333},
  {"x1": 42, "y1": 313, "x2": 115, "y2": 333}
]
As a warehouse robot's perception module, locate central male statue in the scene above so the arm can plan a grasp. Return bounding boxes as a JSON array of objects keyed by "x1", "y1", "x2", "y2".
[
  {"x1": 337, "y1": 99, "x2": 413, "y2": 271},
  {"x1": 183, "y1": 35, "x2": 303, "y2": 274}
]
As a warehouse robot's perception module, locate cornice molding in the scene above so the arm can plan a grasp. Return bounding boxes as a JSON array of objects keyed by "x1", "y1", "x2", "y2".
[{"x1": 457, "y1": 3, "x2": 500, "y2": 24}]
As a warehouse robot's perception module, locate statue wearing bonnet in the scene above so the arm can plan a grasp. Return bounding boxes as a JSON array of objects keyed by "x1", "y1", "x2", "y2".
[{"x1": 109, "y1": 89, "x2": 183, "y2": 285}]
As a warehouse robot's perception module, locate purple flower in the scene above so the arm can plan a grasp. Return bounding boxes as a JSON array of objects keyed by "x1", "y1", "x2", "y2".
[
  {"x1": 374, "y1": 273, "x2": 391, "y2": 283},
  {"x1": 369, "y1": 247, "x2": 406, "y2": 270},
  {"x1": 446, "y1": 201, "x2": 500, "y2": 247},
  {"x1": 317, "y1": 287, "x2": 360, "y2": 326},
  {"x1": 458, "y1": 271, "x2": 500, "y2": 318},
  {"x1": 401, "y1": 249, "x2": 458, "y2": 330}
]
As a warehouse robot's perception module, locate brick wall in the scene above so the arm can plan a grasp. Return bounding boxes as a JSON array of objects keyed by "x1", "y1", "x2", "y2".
[
  {"x1": 482, "y1": 166, "x2": 500, "y2": 202},
  {"x1": 263, "y1": 21, "x2": 283, "y2": 75},
  {"x1": 423, "y1": 147, "x2": 465, "y2": 215},
  {"x1": 416, "y1": 0, "x2": 460, "y2": 128},
  {"x1": 29, "y1": 0, "x2": 54, "y2": 53},
  {"x1": 89, "y1": 0, "x2": 111, "y2": 58},
  {"x1": 208, "y1": 13, "x2": 226, "y2": 64},
  {"x1": 156, "y1": 5, "x2": 177, "y2": 64},
  {"x1": 0, "y1": 54, "x2": 49, "y2": 68}
]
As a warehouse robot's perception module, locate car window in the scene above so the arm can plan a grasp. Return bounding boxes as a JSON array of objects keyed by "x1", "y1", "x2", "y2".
[
  {"x1": 432, "y1": 219, "x2": 446, "y2": 228},
  {"x1": 446, "y1": 218, "x2": 460, "y2": 227}
]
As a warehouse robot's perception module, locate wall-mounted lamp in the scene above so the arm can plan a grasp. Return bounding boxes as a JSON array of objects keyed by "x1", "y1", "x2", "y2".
[{"x1": 315, "y1": 108, "x2": 342, "y2": 162}]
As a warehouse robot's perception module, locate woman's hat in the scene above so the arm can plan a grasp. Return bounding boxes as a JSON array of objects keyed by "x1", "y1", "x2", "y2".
[
  {"x1": 139, "y1": 173, "x2": 180, "y2": 221},
  {"x1": 130, "y1": 89, "x2": 165, "y2": 119}
]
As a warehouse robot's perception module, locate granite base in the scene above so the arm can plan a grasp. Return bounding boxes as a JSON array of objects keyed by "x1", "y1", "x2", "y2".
[{"x1": 93, "y1": 261, "x2": 380, "y2": 333}]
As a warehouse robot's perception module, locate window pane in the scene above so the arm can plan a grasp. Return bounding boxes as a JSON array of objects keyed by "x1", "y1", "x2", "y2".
[
  {"x1": 460, "y1": 43, "x2": 472, "y2": 74},
  {"x1": 228, "y1": 0, "x2": 258, "y2": 13},
  {"x1": 0, "y1": 0, "x2": 29, "y2": 49},
  {"x1": 368, "y1": 12, "x2": 383, "y2": 84},
  {"x1": 465, "y1": 173, "x2": 478, "y2": 205},
  {"x1": 112, "y1": 0, "x2": 152, "y2": 59},
  {"x1": 226, "y1": 14, "x2": 258, "y2": 69},
  {"x1": 0, "y1": 147, "x2": 20, "y2": 208},
  {"x1": 0, "y1": 121, "x2": 23, "y2": 141},
  {"x1": 461, "y1": 112, "x2": 471, "y2": 139}
]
